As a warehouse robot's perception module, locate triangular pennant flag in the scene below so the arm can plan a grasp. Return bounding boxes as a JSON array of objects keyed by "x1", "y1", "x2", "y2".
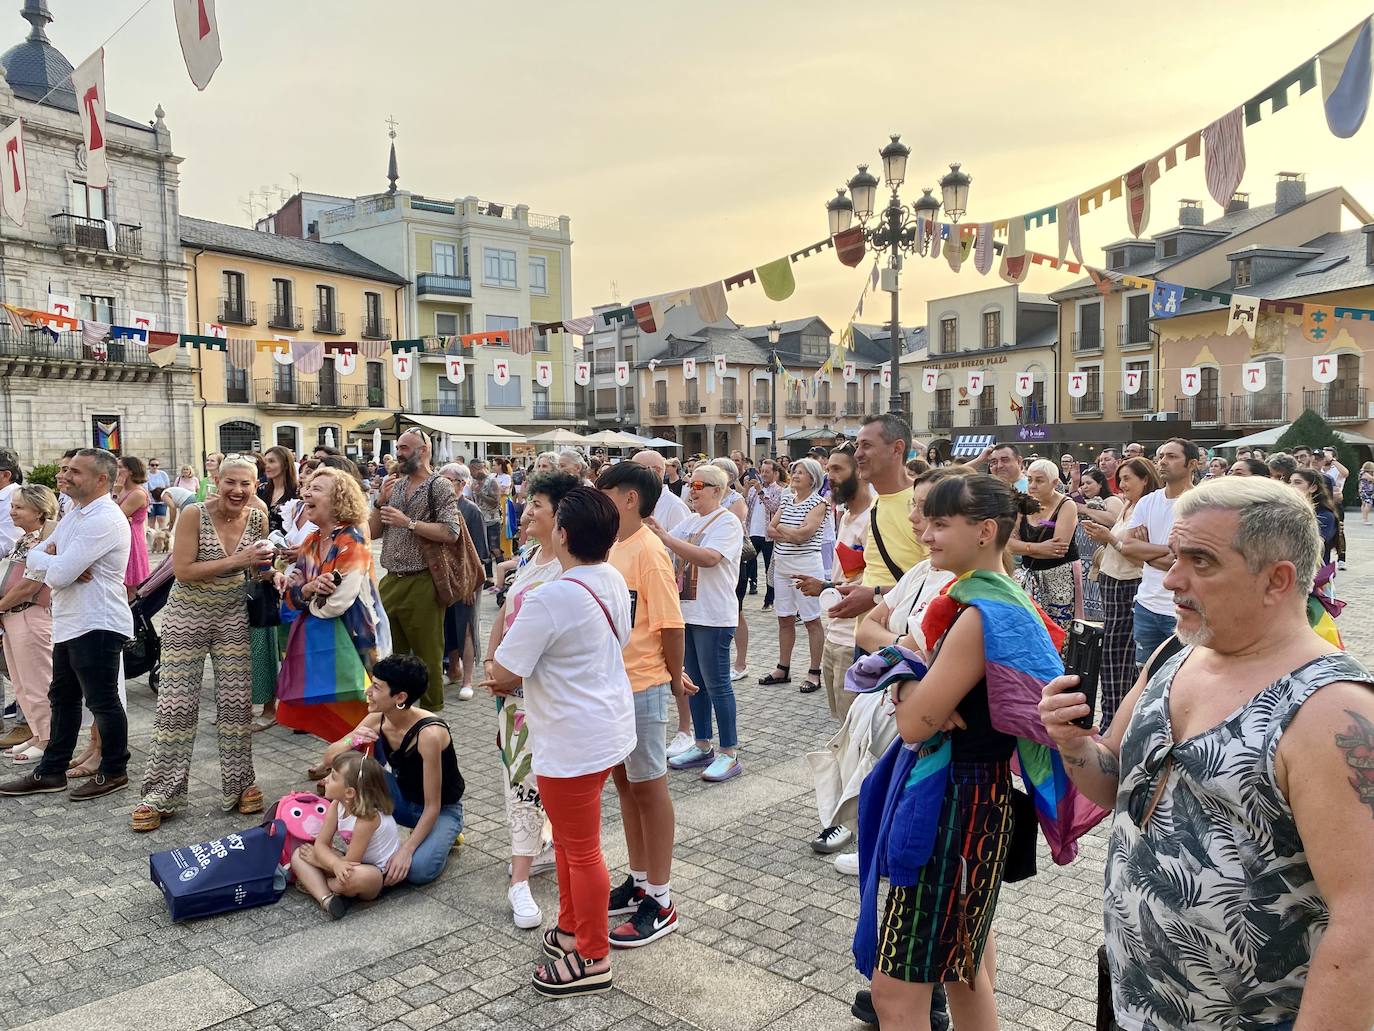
[
  {"x1": 0, "y1": 118, "x2": 27, "y2": 226},
  {"x1": 632, "y1": 301, "x2": 657, "y2": 334},
  {"x1": 1226, "y1": 295, "x2": 1260, "y2": 339},
  {"x1": 929, "y1": 222, "x2": 945, "y2": 262},
  {"x1": 1202, "y1": 106, "x2": 1246, "y2": 209},
  {"x1": 834, "y1": 226, "x2": 866, "y2": 268},
  {"x1": 1303, "y1": 304, "x2": 1334, "y2": 344},
  {"x1": 1320, "y1": 17, "x2": 1373, "y2": 138},
  {"x1": 690, "y1": 282, "x2": 728, "y2": 323},
  {"x1": 173, "y1": 0, "x2": 223, "y2": 91},
  {"x1": 70, "y1": 50, "x2": 108, "y2": 189},
  {"x1": 943, "y1": 223, "x2": 962, "y2": 271},
  {"x1": 756, "y1": 257, "x2": 796, "y2": 301},
  {"x1": 974, "y1": 223, "x2": 994, "y2": 275}
]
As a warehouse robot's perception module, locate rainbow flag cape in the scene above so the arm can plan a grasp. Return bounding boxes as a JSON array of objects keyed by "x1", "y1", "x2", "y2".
[
  {"x1": 276, "y1": 613, "x2": 369, "y2": 741},
  {"x1": 922, "y1": 569, "x2": 1107, "y2": 864},
  {"x1": 1308, "y1": 562, "x2": 1345, "y2": 649}
]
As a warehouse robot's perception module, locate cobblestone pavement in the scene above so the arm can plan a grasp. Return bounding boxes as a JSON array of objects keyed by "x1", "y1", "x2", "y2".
[{"x1": 2, "y1": 524, "x2": 1371, "y2": 1031}]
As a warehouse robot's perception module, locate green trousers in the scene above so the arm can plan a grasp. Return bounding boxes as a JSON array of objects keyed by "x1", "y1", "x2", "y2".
[{"x1": 379, "y1": 571, "x2": 446, "y2": 711}]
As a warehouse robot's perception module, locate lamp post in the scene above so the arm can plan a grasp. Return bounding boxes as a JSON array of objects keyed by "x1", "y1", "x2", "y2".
[
  {"x1": 828, "y1": 137, "x2": 971, "y2": 419},
  {"x1": 767, "y1": 320, "x2": 781, "y2": 459}
]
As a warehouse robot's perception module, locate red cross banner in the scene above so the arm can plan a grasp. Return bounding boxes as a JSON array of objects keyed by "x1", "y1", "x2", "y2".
[
  {"x1": 1067, "y1": 369, "x2": 1089, "y2": 398},
  {"x1": 391, "y1": 351, "x2": 415, "y2": 381},
  {"x1": 130, "y1": 310, "x2": 156, "y2": 333},
  {"x1": 1180, "y1": 366, "x2": 1202, "y2": 397},
  {"x1": 332, "y1": 347, "x2": 357, "y2": 376},
  {"x1": 967, "y1": 370, "x2": 985, "y2": 397},
  {"x1": 922, "y1": 368, "x2": 938, "y2": 393},
  {"x1": 174, "y1": 0, "x2": 223, "y2": 91},
  {"x1": 205, "y1": 322, "x2": 226, "y2": 338},
  {"x1": 535, "y1": 361, "x2": 553, "y2": 388},
  {"x1": 614, "y1": 361, "x2": 630, "y2": 386},
  {"x1": 493, "y1": 358, "x2": 511, "y2": 386},
  {"x1": 444, "y1": 356, "x2": 465, "y2": 384},
  {"x1": 1123, "y1": 369, "x2": 1142, "y2": 395},
  {"x1": 683, "y1": 357, "x2": 696, "y2": 380},
  {"x1": 1015, "y1": 371, "x2": 1034, "y2": 397},
  {"x1": 47, "y1": 294, "x2": 76, "y2": 320},
  {"x1": 844, "y1": 361, "x2": 858, "y2": 385},
  {"x1": 574, "y1": 362, "x2": 590, "y2": 386},
  {"x1": 0, "y1": 118, "x2": 27, "y2": 226},
  {"x1": 71, "y1": 50, "x2": 108, "y2": 189},
  {"x1": 1241, "y1": 361, "x2": 1266, "y2": 392},
  {"x1": 1312, "y1": 354, "x2": 1339, "y2": 383},
  {"x1": 880, "y1": 365, "x2": 891, "y2": 388}
]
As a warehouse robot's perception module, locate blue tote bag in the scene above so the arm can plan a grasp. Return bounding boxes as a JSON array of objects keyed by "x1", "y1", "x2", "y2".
[{"x1": 149, "y1": 819, "x2": 289, "y2": 921}]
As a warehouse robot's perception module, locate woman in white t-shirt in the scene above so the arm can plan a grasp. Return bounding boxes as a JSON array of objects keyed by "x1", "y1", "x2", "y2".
[
  {"x1": 490, "y1": 487, "x2": 634, "y2": 998},
  {"x1": 762, "y1": 458, "x2": 829, "y2": 693},
  {"x1": 652, "y1": 464, "x2": 744, "y2": 783}
]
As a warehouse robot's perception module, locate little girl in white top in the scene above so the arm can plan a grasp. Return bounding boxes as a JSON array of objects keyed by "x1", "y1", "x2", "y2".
[{"x1": 289, "y1": 751, "x2": 401, "y2": 919}]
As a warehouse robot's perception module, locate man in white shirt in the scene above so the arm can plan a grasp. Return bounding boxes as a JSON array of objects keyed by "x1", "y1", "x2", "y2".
[
  {"x1": 633, "y1": 450, "x2": 689, "y2": 533},
  {"x1": 0, "y1": 449, "x2": 23, "y2": 558},
  {"x1": 0, "y1": 448, "x2": 133, "y2": 800}
]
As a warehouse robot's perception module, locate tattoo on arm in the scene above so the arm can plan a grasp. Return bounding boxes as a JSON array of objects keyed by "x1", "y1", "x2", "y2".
[
  {"x1": 1336, "y1": 709, "x2": 1374, "y2": 818},
  {"x1": 1097, "y1": 750, "x2": 1120, "y2": 777},
  {"x1": 1063, "y1": 753, "x2": 1087, "y2": 768}
]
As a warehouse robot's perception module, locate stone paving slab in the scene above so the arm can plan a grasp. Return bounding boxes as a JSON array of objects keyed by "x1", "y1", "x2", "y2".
[{"x1": 0, "y1": 523, "x2": 1369, "y2": 1030}]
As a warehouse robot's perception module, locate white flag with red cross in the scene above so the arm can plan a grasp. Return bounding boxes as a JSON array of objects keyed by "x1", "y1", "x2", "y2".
[
  {"x1": 174, "y1": 0, "x2": 223, "y2": 91},
  {"x1": 0, "y1": 118, "x2": 27, "y2": 226},
  {"x1": 493, "y1": 358, "x2": 511, "y2": 386},
  {"x1": 71, "y1": 50, "x2": 109, "y2": 189},
  {"x1": 445, "y1": 356, "x2": 465, "y2": 384},
  {"x1": 1241, "y1": 361, "x2": 1266, "y2": 393},
  {"x1": 1179, "y1": 367, "x2": 1202, "y2": 397}
]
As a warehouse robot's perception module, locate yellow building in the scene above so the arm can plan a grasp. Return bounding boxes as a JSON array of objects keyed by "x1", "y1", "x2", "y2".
[{"x1": 181, "y1": 217, "x2": 408, "y2": 459}]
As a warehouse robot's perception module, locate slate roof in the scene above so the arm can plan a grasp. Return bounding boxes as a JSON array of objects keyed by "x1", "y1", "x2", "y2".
[{"x1": 180, "y1": 217, "x2": 409, "y2": 286}]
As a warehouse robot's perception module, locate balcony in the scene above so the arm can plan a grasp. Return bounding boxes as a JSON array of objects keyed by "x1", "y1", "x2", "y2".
[
  {"x1": 1118, "y1": 388, "x2": 1154, "y2": 414},
  {"x1": 50, "y1": 212, "x2": 142, "y2": 269},
  {"x1": 1176, "y1": 396, "x2": 1222, "y2": 427},
  {"x1": 968, "y1": 407, "x2": 998, "y2": 427},
  {"x1": 843, "y1": 401, "x2": 867, "y2": 417},
  {"x1": 532, "y1": 400, "x2": 586, "y2": 421},
  {"x1": 785, "y1": 399, "x2": 807, "y2": 416},
  {"x1": 367, "y1": 386, "x2": 386, "y2": 408},
  {"x1": 268, "y1": 303, "x2": 303, "y2": 330},
  {"x1": 927, "y1": 409, "x2": 953, "y2": 432},
  {"x1": 1304, "y1": 387, "x2": 1367, "y2": 424},
  {"x1": 254, "y1": 377, "x2": 369, "y2": 409},
  {"x1": 1071, "y1": 393, "x2": 1104, "y2": 417},
  {"x1": 720, "y1": 397, "x2": 742, "y2": 416},
  {"x1": 1118, "y1": 324, "x2": 1152, "y2": 351},
  {"x1": 420, "y1": 398, "x2": 477, "y2": 417},
  {"x1": 218, "y1": 297, "x2": 256, "y2": 326},
  {"x1": 679, "y1": 399, "x2": 706, "y2": 416},
  {"x1": 1230, "y1": 392, "x2": 1289, "y2": 426},
  {"x1": 753, "y1": 398, "x2": 771, "y2": 416},
  {"x1": 647, "y1": 400, "x2": 669, "y2": 418},
  {"x1": 362, "y1": 315, "x2": 392, "y2": 340},
  {"x1": 0, "y1": 326, "x2": 182, "y2": 380},
  {"x1": 814, "y1": 400, "x2": 835, "y2": 417},
  {"x1": 313, "y1": 308, "x2": 345, "y2": 335},
  {"x1": 416, "y1": 273, "x2": 473, "y2": 300},
  {"x1": 1072, "y1": 329, "x2": 1103, "y2": 354}
]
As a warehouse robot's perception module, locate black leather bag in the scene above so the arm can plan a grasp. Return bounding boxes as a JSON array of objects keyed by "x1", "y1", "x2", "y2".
[
  {"x1": 245, "y1": 577, "x2": 281, "y2": 628},
  {"x1": 1003, "y1": 786, "x2": 1039, "y2": 883}
]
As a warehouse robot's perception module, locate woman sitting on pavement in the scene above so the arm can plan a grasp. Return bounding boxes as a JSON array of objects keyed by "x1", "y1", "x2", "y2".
[{"x1": 320, "y1": 653, "x2": 464, "y2": 886}]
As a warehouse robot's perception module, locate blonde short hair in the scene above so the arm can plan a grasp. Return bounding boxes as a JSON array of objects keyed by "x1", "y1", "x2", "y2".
[
  {"x1": 218, "y1": 456, "x2": 259, "y2": 481},
  {"x1": 1175, "y1": 476, "x2": 1319, "y2": 593},
  {"x1": 14, "y1": 483, "x2": 57, "y2": 524},
  {"x1": 310, "y1": 468, "x2": 369, "y2": 526},
  {"x1": 690, "y1": 464, "x2": 728, "y2": 489}
]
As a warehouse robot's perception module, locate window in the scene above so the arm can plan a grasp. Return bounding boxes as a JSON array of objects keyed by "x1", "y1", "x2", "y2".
[
  {"x1": 318, "y1": 361, "x2": 338, "y2": 406},
  {"x1": 685, "y1": 378, "x2": 699, "y2": 405},
  {"x1": 486, "y1": 373, "x2": 522, "y2": 407},
  {"x1": 432, "y1": 242, "x2": 458, "y2": 277},
  {"x1": 846, "y1": 381, "x2": 859, "y2": 405},
  {"x1": 81, "y1": 293, "x2": 114, "y2": 323},
  {"x1": 654, "y1": 381, "x2": 667, "y2": 408},
  {"x1": 437, "y1": 377, "x2": 460, "y2": 410},
  {"x1": 273, "y1": 362, "x2": 295, "y2": 402},
  {"x1": 275, "y1": 425, "x2": 299, "y2": 452},
  {"x1": 940, "y1": 317, "x2": 957, "y2": 353},
  {"x1": 1234, "y1": 258, "x2": 1252, "y2": 288},
  {"x1": 435, "y1": 312, "x2": 460, "y2": 336},
  {"x1": 364, "y1": 292, "x2": 382, "y2": 329},
  {"x1": 224, "y1": 358, "x2": 248, "y2": 403},
  {"x1": 1078, "y1": 303, "x2": 1102, "y2": 351},
  {"x1": 529, "y1": 256, "x2": 548, "y2": 294},
  {"x1": 271, "y1": 278, "x2": 294, "y2": 326},
  {"x1": 317, "y1": 425, "x2": 340, "y2": 448},
  {"x1": 801, "y1": 332, "x2": 829, "y2": 359},
  {"x1": 485, "y1": 315, "x2": 519, "y2": 336},
  {"x1": 815, "y1": 379, "x2": 827, "y2": 405},
  {"x1": 218, "y1": 420, "x2": 259, "y2": 454},
  {"x1": 366, "y1": 361, "x2": 385, "y2": 407},
  {"x1": 222, "y1": 271, "x2": 247, "y2": 322},
  {"x1": 1108, "y1": 249, "x2": 1125, "y2": 270},
  {"x1": 1086, "y1": 367, "x2": 1102, "y2": 405},
  {"x1": 979, "y1": 384, "x2": 996, "y2": 412},
  {"x1": 70, "y1": 180, "x2": 106, "y2": 220},
  {"x1": 723, "y1": 377, "x2": 738, "y2": 402},
  {"x1": 1126, "y1": 294, "x2": 1150, "y2": 344},
  {"x1": 315, "y1": 284, "x2": 337, "y2": 331},
  {"x1": 483, "y1": 247, "x2": 518, "y2": 287},
  {"x1": 1161, "y1": 237, "x2": 1178, "y2": 258},
  {"x1": 1123, "y1": 359, "x2": 1151, "y2": 409},
  {"x1": 1028, "y1": 380, "x2": 1046, "y2": 421},
  {"x1": 534, "y1": 332, "x2": 550, "y2": 352},
  {"x1": 981, "y1": 309, "x2": 1001, "y2": 349}
]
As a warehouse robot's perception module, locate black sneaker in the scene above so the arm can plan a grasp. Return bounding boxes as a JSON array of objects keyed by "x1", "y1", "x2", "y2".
[
  {"x1": 852, "y1": 989, "x2": 877, "y2": 1026},
  {"x1": 0, "y1": 770, "x2": 67, "y2": 796},
  {"x1": 853, "y1": 984, "x2": 947, "y2": 1029},
  {"x1": 2, "y1": 701, "x2": 15, "y2": 719},
  {"x1": 607, "y1": 874, "x2": 645, "y2": 917},
  {"x1": 609, "y1": 896, "x2": 678, "y2": 949},
  {"x1": 810, "y1": 824, "x2": 854, "y2": 854}
]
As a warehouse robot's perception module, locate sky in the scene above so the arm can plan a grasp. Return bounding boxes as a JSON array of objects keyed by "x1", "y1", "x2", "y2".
[{"x1": 32, "y1": 0, "x2": 1374, "y2": 333}]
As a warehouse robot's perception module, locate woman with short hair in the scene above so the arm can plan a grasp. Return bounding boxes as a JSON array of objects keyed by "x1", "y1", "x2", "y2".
[
  {"x1": 0, "y1": 484, "x2": 58, "y2": 763},
  {"x1": 1009, "y1": 457, "x2": 1079, "y2": 632},
  {"x1": 761, "y1": 457, "x2": 828, "y2": 693}
]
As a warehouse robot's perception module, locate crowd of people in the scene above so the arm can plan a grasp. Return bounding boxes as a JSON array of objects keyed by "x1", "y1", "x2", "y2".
[{"x1": 0, "y1": 418, "x2": 1365, "y2": 1026}]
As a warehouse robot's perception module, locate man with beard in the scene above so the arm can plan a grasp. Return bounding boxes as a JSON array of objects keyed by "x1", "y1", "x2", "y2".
[
  {"x1": 370, "y1": 430, "x2": 462, "y2": 710},
  {"x1": 1040, "y1": 476, "x2": 1374, "y2": 1031}
]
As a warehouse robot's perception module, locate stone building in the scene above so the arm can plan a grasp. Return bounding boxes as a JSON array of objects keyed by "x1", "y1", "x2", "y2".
[{"x1": 0, "y1": 1, "x2": 192, "y2": 467}]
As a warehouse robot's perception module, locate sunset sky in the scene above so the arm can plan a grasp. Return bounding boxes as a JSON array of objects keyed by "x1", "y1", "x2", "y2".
[{"x1": 39, "y1": 0, "x2": 1374, "y2": 332}]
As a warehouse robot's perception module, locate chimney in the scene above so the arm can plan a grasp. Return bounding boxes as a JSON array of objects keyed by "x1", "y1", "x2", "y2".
[
  {"x1": 1226, "y1": 192, "x2": 1250, "y2": 214},
  {"x1": 1178, "y1": 199, "x2": 1204, "y2": 226},
  {"x1": 1276, "y1": 172, "x2": 1306, "y2": 214},
  {"x1": 1364, "y1": 224, "x2": 1374, "y2": 266}
]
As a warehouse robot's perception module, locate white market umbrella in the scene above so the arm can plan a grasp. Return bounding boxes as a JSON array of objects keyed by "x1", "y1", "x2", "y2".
[
  {"x1": 372, "y1": 427, "x2": 382, "y2": 463},
  {"x1": 324, "y1": 427, "x2": 336, "y2": 449},
  {"x1": 642, "y1": 436, "x2": 682, "y2": 449},
  {"x1": 527, "y1": 429, "x2": 592, "y2": 446},
  {"x1": 1217, "y1": 423, "x2": 1374, "y2": 449},
  {"x1": 582, "y1": 429, "x2": 648, "y2": 448}
]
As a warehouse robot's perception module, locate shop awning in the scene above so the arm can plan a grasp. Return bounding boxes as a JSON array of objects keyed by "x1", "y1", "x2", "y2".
[
  {"x1": 526, "y1": 429, "x2": 593, "y2": 446},
  {"x1": 781, "y1": 426, "x2": 840, "y2": 441},
  {"x1": 404, "y1": 413, "x2": 525, "y2": 442},
  {"x1": 642, "y1": 436, "x2": 683, "y2": 449},
  {"x1": 951, "y1": 433, "x2": 996, "y2": 457}
]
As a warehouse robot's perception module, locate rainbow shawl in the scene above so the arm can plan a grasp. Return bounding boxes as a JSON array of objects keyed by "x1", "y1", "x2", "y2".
[
  {"x1": 1308, "y1": 561, "x2": 1345, "y2": 649},
  {"x1": 922, "y1": 569, "x2": 1107, "y2": 865}
]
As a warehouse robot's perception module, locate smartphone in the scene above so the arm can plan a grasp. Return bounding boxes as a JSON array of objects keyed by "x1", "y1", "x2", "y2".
[
  {"x1": 1064, "y1": 620, "x2": 1104, "y2": 729},
  {"x1": 331, "y1": 570, "x2": 343, "y2": 586}
]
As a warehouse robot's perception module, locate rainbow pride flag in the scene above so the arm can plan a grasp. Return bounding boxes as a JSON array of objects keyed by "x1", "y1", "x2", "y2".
[
  {"x1": 922, "y1": 569, "x2": 1107, "y2": 864},
  {"x1": 276, "y1": 613, "x2": 369, "y2": 741}
]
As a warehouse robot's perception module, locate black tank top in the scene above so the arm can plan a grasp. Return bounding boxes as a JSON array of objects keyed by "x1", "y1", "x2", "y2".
[
  {"x1": 374, "y1": 715, "x2": 464, "y2": 807},
  {"x1": 1019, "y1": 496, "x2": 1079, "y2": 571},
  {"x1": 935, "y1": 610, "x2": 1016, "y2": 763}
]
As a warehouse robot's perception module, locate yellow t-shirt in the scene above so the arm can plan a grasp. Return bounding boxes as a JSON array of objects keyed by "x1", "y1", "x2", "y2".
[
  {"x1": 862, "y1": 489, "x2": 928, "y2": 587},
  {"x1": 608, "y1": 525, "x2": 685, "y2": 692}
]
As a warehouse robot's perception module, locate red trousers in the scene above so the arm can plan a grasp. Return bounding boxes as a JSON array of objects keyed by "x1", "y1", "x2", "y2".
[{"x1": 538, "y1": 768, "x2": 611, "y2": 960}]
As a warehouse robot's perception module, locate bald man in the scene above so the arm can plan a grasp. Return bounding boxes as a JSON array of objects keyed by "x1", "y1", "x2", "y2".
[{"x1": 634, "y1": 450, "x2": 689, "y2": 532}]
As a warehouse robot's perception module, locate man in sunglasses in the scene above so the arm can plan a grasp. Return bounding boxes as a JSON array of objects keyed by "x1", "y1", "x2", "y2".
[{"x1": 1039, "y1": 476, "x2": 1374, "y2": 1031}]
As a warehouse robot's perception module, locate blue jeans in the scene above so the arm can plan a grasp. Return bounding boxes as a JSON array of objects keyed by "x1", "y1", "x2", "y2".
[
  {"x1": 684, "y1": 623, "x2": 738, "y2": 751},
  {"x1": 1132, "y1": 602, "x2": 1177, "y2": 668},
  {"x1": 385, "y1": 770, "x2": 464, "y2": 885}
]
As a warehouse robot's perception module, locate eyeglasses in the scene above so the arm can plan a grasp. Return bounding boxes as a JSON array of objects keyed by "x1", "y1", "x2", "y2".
[
  {"x1": 689, "y1": 481, "x2": 719, "y2": 491},
  {"x1": 1126, "y1": 738, "x2": 1174, "y2": 830}
]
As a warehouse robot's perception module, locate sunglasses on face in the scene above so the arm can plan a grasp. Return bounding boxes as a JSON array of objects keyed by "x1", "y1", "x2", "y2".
[
  {"x1": 689, "y1": 481, "x2": 718, "y2": 491},
  {"x1": 1126, "y1": 738, "x2": 1174, "y2": 830}
]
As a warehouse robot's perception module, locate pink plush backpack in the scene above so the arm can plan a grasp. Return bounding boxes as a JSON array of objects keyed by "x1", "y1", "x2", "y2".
[{"x1": 264, "y1": 791, "x2": 330, "y2": 879}]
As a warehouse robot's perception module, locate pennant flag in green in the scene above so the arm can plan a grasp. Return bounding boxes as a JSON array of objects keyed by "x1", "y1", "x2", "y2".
[
  {"x1": 181, "y1": 334, "x2": 226, "y2": 350},
  {"x1": 756, "y1": 257, "x2": 796, "y2": 301},
  {"x1": 1023, "y1": 205, "x2": 1058, "y2": 229},
  {"x1": 1244, "y1": 58, "x2": 1318, "y2": 125},
  {"x1": 391, "y1": 338, "x2": 424, "y2": 353}
]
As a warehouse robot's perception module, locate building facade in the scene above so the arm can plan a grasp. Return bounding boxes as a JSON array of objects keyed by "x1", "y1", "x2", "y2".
[
  {"x1": 0, "y1": 2, "x2": 193, "y2": 466},
  {"x1": 180, "y1": 217, "x2": 409, "y2": 459}
]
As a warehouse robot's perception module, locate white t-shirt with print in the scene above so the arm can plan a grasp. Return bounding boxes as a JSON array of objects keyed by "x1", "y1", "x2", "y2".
[
  {"x1": 671, "y1": 508, "x2": 743, "y2": 628},
  {"x1": 494, "y1": 562, "x2": 635, "y2": 778},
  {"x1": 881, "y1": 560, "x2": 957, "y2": 641},
  {"x1": 1126, "y1": 489, "x2": 1178, "y2": 616}
]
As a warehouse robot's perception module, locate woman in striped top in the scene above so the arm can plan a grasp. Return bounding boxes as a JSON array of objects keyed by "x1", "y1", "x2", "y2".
[{"x1": 759, "y1": 458, "x2": 829, "y2": 693}]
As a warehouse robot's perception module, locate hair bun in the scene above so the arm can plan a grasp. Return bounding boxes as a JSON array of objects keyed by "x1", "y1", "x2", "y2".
[{"x1": 1015, "y1": 490, "x2": 1042, "y2": 516}]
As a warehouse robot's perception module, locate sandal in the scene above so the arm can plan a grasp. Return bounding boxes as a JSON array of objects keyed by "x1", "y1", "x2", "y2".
[
  {"x1": 320, "y1": 893, "x2": 350, "y2": 920},
  {"x1": 67, "y1": 759, "x2": 100, "y2": 779},
  {"x1": 800, "y1": 668, "x2": 823, "y2": 694},
  {"x1": 131, "y1": 804, "x2": 172, "y2": 833},
  {"x1": 758, "y1": 665, "x2": 790, "y2": 685},
  {"x1": 306, "y1": 762, "x2": 330, "y2": 781},
  {"x1": 532, "y1": 950, "x2": 612, "y2": 998},
  {"x1": 237, "y1": 785, "x2": 264, "y2": 815},
  {"x1": 543, "y1": 925, "x2": 574, "y2": 959}
]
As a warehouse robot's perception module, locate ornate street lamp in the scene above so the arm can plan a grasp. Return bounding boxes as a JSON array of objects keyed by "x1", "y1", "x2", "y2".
[
  {"x1": 767, "y1": 320, "x2": 781, "y2": 459},
  {"x1": 828, "y1": 137, "x2": 971, "y2": 418}
]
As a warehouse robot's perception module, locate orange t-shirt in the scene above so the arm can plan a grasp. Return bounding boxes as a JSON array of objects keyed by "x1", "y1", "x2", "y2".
[{"x1": 608, "y1": 524, "x2": 685, "y2": 692}]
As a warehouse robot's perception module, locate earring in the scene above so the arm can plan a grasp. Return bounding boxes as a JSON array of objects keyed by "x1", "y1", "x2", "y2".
[{"x1": 397, "y1": 700, "x2": 407, "y2": 710}]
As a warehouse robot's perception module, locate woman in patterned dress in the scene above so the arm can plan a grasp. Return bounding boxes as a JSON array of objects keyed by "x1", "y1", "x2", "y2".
[
  {"x1": 760, "y1": 458, "x2": 831, "y2": 693},
  {"x1": 132, "y1": 458, "x2": 272, "y2": 832},
  {"x1": 1009, "y1": 458, "x2": 1079, "y2": 633}
]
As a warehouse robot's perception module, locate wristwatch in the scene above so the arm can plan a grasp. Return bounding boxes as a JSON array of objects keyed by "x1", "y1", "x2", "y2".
[
  {"x1": 873, "y1": 585, "x2": 884, "y2": 599},
  {"x1": 407, "y1": 518, "x2": 417, "y2": 531}
]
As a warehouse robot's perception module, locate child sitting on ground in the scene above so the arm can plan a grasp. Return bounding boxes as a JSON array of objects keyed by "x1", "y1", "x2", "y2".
[{"x1": 291, "y1": 750, "x2": 400, "y2": 919}]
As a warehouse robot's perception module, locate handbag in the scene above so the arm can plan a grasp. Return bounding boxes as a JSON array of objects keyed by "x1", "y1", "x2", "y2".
[
  {"x1": 673, "y1": 509, "x2": 727, "y2": 602},
  {"x1": 245, "y1": 576, "x2": 281, "y2": 628},
  {"x1": 0, "y1": 553, "x2": 49, "y2": 610},
  {"x1": 1003, "y1": 785, "x2": 1039, "y2": 883},
  {"x1": 418, "y1": 477, "x2": 485, "y2": 607},
  {"x1": 148, "y1": 820, "x2": 289, "y2": 921},
  {"x1": 740, "y1": 533, "x2": 757, "y2": 564}
]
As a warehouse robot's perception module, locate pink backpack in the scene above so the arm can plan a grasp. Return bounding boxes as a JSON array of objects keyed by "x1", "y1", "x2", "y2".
[{"x1": 264, "y1": 791, "x2": 330, "y2": 879}]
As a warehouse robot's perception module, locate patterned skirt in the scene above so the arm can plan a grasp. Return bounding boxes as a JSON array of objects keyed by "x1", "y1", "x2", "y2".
[
  {"x1": 876, "y1": 760, "x2": 1013, "y2": 984},
  {"x1": 1026, "y1": 562, "x2": 1076, "y2": 634}
]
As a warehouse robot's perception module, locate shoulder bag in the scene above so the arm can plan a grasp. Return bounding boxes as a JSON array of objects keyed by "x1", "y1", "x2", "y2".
[
  {"x1": 418, "y1": 476, "x2": 485, "y2": 608},
  {"x1": 868, "y1": 500, "x2": 907, "y2": 582}
]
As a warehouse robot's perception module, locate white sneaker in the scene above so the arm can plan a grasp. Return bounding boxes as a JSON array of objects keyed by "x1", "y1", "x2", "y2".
[
  {"x1": 508, "y1": 880, "x2": 542, "y2": 929},
  {"x1": 458, "y1": 685, "x2": 474, "y2": 701},
  {"x1": 730, "y1": 668, "x2": 748, "y2": 682},
  {"x1": 834, "y1": 852, "x2": 860, "y2": 876},
  {"x1": 507, "y1": 844, "x2": 557, "y2": 878},
  {"x1": 666, "y1": 731, "x2": 695, "y2": 759}
]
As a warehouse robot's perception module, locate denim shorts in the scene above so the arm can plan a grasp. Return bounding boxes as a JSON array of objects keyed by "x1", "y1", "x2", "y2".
[{"x1": 623, "y1": 682, "x2": 670, "y2": 783}]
